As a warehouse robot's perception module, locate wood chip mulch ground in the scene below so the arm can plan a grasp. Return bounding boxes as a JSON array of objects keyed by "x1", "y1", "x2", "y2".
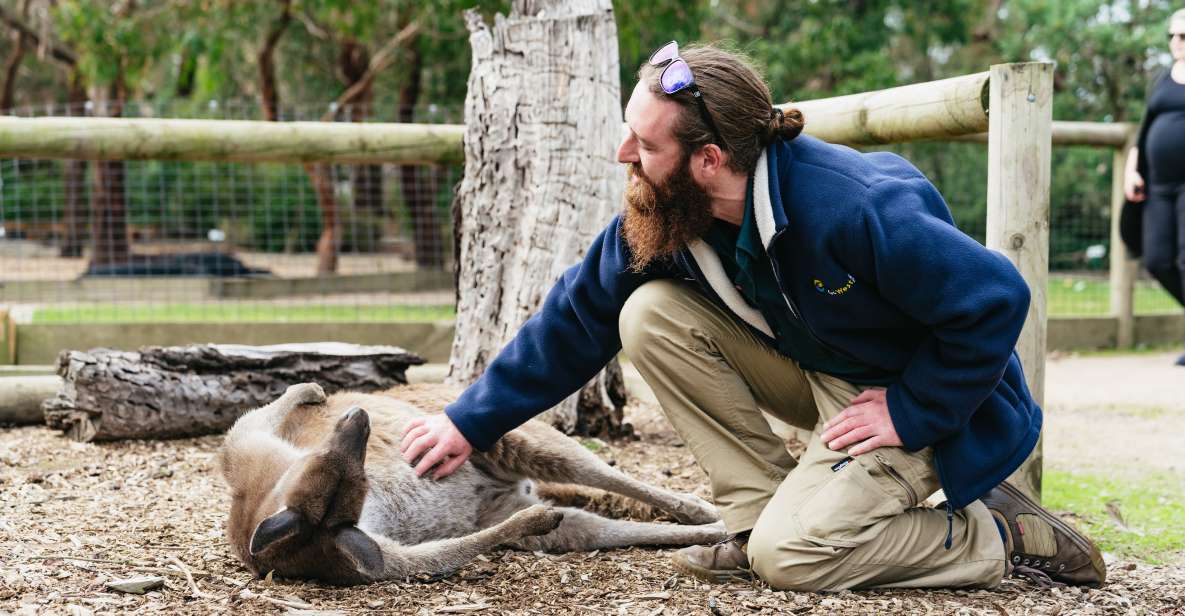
[{"x1": 2, "y1": 396, "x2": 1183, "y2": 615}]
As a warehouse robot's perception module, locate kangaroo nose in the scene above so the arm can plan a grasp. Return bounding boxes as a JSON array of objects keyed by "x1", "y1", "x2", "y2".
[
  {"x1": 332, "y1": 406, "x2": 371, "y2": 460},
  {"x1": 343, "y1": 406, "x2": 368, "y2": 424}
]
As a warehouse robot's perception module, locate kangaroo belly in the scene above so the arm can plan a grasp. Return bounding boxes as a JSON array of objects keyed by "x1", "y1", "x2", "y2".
[{"x1": 357, "y1": 462, "x2": 531, "y2": 545}]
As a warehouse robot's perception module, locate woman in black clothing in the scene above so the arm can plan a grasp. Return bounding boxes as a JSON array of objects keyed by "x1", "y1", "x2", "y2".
[{"x1": 1124, "y1": 9, "x2": 1185, "y2": 365}]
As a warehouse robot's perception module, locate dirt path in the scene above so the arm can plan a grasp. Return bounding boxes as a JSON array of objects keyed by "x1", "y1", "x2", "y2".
[{"x1": 1044, "y1": 351, "x2": 1185, "y2": 477}]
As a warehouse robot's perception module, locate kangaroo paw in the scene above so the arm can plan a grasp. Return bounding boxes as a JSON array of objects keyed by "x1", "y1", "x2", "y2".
[
  {"x1": 671, "y1": 494, "x2": 722, "y2": 525},
  {"x1": 506, "y1": 504, "x2": 564, "y2": 538},
  {"x1": 286, "y1": 382, "x2": 327, "y2": 406}
]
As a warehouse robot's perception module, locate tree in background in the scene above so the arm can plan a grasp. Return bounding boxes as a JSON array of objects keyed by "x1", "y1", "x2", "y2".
[
  {"x1": 450, "y1": 0, "x2": 630, "y2": 437},
  {"x1": 3, "y1": 0, "x2": 1183, "y2": 273}
]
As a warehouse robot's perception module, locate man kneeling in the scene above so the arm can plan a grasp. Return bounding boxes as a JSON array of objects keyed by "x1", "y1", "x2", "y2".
[{"x1": 400, "y1": 41, "x2": 1105, "y2": 591}]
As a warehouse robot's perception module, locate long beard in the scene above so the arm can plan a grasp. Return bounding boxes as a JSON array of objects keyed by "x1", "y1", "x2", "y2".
[{"x1": 621, "y1": 157, "x2": 715, "y2": 273}]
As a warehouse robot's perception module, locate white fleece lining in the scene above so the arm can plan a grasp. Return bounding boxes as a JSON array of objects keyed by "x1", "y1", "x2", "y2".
[
  {"x1": 752, "y1": 149, "x2": 777, "y2": 249},
  {"x1": 687, "y1": 239, "x2": 774, "y2": 338}
]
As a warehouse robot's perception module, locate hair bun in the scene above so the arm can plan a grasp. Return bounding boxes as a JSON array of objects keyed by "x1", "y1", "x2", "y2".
[{"x1": 765, "y1": 107, "x2": 804, "y2": 143}]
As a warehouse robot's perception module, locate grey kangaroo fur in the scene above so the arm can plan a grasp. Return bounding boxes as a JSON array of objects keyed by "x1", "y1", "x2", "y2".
[{"x1": 221, "y1": 382, "x2": 727, "y2": 585}]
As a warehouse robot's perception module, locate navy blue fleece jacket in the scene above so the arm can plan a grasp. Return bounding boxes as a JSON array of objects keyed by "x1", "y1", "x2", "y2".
[{"x1": 444, "y1": 134, "x2": 1041, "y2": 510}]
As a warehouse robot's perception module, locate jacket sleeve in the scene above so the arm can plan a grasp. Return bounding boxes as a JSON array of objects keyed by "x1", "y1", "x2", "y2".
[
  {"x1": 855, "y1": 177, "x2": 1031, "y2": 451},
  {"x1": 444, "y1": 215, "x2": 667, "y2": 451}
]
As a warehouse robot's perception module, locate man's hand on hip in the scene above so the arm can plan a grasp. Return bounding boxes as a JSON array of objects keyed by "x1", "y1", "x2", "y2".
[
  {"x1": 819, "y1": 388, "x2": 903, "y2": 456},
  {"x1": 400, "y1": 414, "x2": 473, "y2": 479}
]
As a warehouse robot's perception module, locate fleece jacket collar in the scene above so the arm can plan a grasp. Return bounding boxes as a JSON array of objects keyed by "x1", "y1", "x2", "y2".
[{"x1": 685, "y1": 147, "x2": 784, "y2": 339}]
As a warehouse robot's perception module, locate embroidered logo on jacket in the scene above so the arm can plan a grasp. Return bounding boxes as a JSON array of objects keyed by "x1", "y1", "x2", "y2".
[{"x1": 814, "y1": 274, "x2": 856, "y2": 296}]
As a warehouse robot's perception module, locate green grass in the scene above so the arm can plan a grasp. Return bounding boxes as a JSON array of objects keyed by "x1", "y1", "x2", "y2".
[
  {"x1": 1047, "y1": 277, "x2": 1179, "y2": 317},
  {"x1": 31, "y1": 303, "x2": 456, "y2": 323},
  {"x1": 1044, "y1": 469, "x2": 1185, "y2": 564},
  {"x1": 23, "y1": 276, "x2": 1181, "y2": 323}
]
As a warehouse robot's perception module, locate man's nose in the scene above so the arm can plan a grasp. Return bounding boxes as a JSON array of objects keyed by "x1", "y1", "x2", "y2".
[{"x1": 617, "y1": 137, "x2": 637, "y2": 164}]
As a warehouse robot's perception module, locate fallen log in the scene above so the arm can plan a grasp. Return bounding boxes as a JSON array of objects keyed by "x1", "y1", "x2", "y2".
[{"x1": 42, "y1": 342, "x2": 424, "y2": 442}]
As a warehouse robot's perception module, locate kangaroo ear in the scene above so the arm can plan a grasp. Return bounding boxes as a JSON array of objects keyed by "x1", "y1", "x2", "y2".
[
  {"x1": 250, "y1": 508, "x2": 306, "y2": 555},
  {"x1": 334, "y1": 526, "x2": 384, "y2": 579}
]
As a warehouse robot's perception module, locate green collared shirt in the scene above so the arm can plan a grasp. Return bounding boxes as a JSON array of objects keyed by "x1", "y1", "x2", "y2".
[{"x1": 702, "y1": 181, "x2": 893, "y2": 385}]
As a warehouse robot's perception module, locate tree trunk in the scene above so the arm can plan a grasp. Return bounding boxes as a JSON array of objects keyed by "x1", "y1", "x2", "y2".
[
  {"x1": 340, "y1": 40, "x2": 384, "y2": 219},
  {"x1": 397, "y1": 31, "x2": 444, "y2": 269},
  {"x1": 306, "y1": 162, "x2": 338, "y2": 274},
  {"x1": 0, "y1": 0, "x2": 31, "y2": 112},
  {"x1": 448, "y1": 1, "x2": 628, "y2": 437},
  {"x1": 258, "y1": 0, "x2": 291, "y2": 122},
  {"x1": 89, "y1": 79, "x2": 130, "y2": 268},
  {"x1": 42, "y1": 343, "x2": 424, "y2": 442},
  {"x1": 61, "y1": 73, "x2": 88, "y2": 258}
]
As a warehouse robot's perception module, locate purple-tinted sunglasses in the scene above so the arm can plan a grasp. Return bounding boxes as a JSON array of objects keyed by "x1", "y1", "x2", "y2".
[{"x1": 649, "y1": 41, "x2": 725, "y2": 149}]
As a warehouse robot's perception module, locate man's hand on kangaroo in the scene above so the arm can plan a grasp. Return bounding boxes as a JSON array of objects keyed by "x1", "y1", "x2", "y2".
[{"x1": 401, "y1": 414, "x2": 473, "y2": 479}]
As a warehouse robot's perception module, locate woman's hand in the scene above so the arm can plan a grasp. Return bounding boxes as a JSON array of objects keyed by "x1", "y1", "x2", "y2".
[{"x1": 1124, "y1": 168, "x2": 1146, "y2": 203}]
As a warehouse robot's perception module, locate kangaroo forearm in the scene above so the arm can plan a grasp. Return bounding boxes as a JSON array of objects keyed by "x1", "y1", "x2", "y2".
[{"x1": 372, "y1": 526, "x2": 511, "y2": 579}]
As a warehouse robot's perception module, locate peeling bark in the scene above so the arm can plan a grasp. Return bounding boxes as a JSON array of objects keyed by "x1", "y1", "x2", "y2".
[{"x1": 449, "y1": 0, "x2": 629, "y2": 437}]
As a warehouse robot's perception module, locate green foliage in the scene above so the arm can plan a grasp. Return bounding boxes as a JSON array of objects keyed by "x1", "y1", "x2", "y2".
[
  {"x1": 246, "y1": 171, "x2": 323, "y2": 253},
  {"x1": 51, "y1": 0, "x2": 180, "y2": 93},
  {"x1": 0, "y1": 161, "x2": 69, "y2": 223},
  {"x1": 1045, "y1": 468, "x2": 1185, "y2": 565},
  {"x1": 6, "y1": 0, "x2": 1185, "y2": 274}
]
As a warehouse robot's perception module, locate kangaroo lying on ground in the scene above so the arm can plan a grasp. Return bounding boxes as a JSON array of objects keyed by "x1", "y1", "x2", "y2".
[{"x1": 220, "y1": 382, "x2": 728, "y2": 585}]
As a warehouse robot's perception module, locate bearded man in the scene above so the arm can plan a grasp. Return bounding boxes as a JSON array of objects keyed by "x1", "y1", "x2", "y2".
[{"x1": 399, "y1": 42, "x2": 1106, "y2": 591}]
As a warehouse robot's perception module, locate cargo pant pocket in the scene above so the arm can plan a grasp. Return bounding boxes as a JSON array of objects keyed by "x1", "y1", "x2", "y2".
[{"x1": 793, "y1": 454, "x2": 907, "y2": 549}]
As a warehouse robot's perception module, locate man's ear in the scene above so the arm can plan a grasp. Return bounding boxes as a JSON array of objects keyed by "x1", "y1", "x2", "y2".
[{"x1": 693, "y1": 143, "x2": 727, "y2": 180}]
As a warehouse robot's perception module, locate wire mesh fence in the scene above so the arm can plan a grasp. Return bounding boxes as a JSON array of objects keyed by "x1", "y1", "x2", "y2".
[
  {"x1": 1, "y1": 105, "x2": 1179, "y2": 332},
  {"x1": 889, "y1": 141, "x2": 1180, "y2": 318},
  {"x1": 1, "y1": 101, "x2": 460, "y2": 326}
]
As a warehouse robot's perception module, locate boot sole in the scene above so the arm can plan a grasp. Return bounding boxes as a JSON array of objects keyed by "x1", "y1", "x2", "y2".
[
  {"x1": 997, "y1": 482, "x2": 1107, "y2": 586},
  {"x1": 671, "y1": 556, "x2": 755, "y2": 584}
]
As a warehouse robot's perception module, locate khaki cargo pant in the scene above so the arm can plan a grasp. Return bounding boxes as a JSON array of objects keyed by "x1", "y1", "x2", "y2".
[{"x1": 619, "y1": 280, "x2": 1006, "y2": 591}]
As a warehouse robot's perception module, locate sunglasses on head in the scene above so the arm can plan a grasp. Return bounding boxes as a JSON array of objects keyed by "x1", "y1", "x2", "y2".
[{"x1": 648, "y1": 41, "x2": 726, "y2": 149}]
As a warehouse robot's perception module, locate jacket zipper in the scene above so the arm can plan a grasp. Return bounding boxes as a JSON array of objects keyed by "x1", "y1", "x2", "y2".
[{"x1": 765, "y1": 228, "x2": 854, "y2": 360}]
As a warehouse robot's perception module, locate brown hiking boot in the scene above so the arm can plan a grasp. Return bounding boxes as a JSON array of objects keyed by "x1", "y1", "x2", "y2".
[
  {"x1": 671, "y1": 535, "x2": 753, "y2": 583},
  {"x1": 982, "y1": 481, "x2": 1106, "y2": 587}
]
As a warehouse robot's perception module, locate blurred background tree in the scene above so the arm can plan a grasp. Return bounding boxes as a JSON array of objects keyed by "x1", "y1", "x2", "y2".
[{"x1": 2, "y1": 0, "x2": 1180, "y2": 271}]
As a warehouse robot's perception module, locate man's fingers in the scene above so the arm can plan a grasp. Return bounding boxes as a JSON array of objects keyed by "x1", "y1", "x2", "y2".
[
  {"x1": 432, "y1": 451, "x2": 469, "y2": 480},
  {"x1": 414, "y1": 445, "x2": 448, "y2": 477},
  {"x1": 822, "y1": 407, "x2": 856, "y2": 432},
  {"x1": 848, "y1": 435, "x2": 884, "y2": 457},
  {"x1": 820, "y1": 414, "x2": 861, "y2": 444},
  {"x1": 827, "y1": 425, "x2": 874, "y2": 451},
  {"x1": 402, "y1": 433, "x2": 435, "y2": 464},
  {"x1": 400, "y1": 424, "x2": 428, "y2": 452}
]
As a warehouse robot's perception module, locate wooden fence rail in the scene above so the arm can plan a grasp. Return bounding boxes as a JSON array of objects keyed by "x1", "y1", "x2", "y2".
[{"x1": 3, "y1": 63, "x2": 1106, "y2": 500}]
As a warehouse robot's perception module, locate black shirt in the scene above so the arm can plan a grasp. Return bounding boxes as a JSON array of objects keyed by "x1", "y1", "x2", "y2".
[{"x1": 1145, "y1": 73, "x2": 1185, "y2": 185}]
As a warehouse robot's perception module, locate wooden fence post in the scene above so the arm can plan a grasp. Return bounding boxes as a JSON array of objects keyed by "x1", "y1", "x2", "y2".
[
  {"x1": 0, "y1": 307, "x2": 14, "y2": 365},
  {"x1": 1109, "y1": 133, "x2": 1138, "y2": 349},
  {"x1": 985, "y1": 62, "x2": 1053, "y2": 501}
]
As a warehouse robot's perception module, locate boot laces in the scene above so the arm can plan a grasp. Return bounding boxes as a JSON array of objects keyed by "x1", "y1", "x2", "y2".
[{"x1": 1011, "y1": 564, "x2": 1067, "y2": 588}]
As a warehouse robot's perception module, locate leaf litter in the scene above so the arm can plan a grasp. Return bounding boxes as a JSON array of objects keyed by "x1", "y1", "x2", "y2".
[{"x1": 2, "y1": 399, "x2": 1183, "y2": 615}]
